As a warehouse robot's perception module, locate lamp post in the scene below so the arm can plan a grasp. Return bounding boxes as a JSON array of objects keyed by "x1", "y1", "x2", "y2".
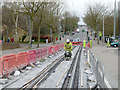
[
  {"x1": 103, "y1": 16, "x2": 104, "y2": 42},
  {"x1": 29, "y1": 16, "x2": 31, "y2": 47},
  {"x1": 50, "y1": 28, "x2": 52, "y2": 42},
  {"x1": 114, "y1": 0, "x2": 116, "y2": 37}
]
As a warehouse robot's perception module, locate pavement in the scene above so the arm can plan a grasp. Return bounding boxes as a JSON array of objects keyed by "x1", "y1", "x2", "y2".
[
  {"x1": 90, "y1": 40, "x2": 118, "y2": 88},
  {"x1": 0, "y1": 35, "x2": 70, "y2": 57}
]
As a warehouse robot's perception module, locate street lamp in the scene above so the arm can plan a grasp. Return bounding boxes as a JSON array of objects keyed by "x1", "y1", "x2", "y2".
[
  {"x1": 103, "y1": 16, "x2": 104, "y2": 42},
  {"x1": 114, "y1": 0, "x2": 116, "y2": 37},
  {"x1": 50, "y1": 28, "x2": 52, "y2": 42}
]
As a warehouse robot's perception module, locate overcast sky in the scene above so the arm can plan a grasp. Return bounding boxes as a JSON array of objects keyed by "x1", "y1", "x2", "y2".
[{"x1": 64, "y1": 0, "x2": 120, "y2": 25}]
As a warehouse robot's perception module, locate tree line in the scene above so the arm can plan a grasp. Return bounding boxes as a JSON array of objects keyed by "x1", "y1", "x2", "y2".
[
  {"x1": 83, "y1": 2, "x2": 118, "y2": 43},
  {"x1": 2, "y1": 2, "x2": 79, "y2": 48}
]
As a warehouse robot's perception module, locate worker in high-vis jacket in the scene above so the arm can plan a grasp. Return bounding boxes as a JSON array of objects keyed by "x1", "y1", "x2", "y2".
[
  {"x1": 90, "y1": 39, "x2": 92, "y2": 48},
  {"x1": 64, "y1": 39, "x2": 73, "y2": 54},
  {"x1": 99, "y1": 31, "x2": 102, "y2": 40},
  {"x1": 107, "y1": 38, "x2": 110, "y2": 48},
  {"x1": 83, "y1": 40, "x2": 86, "y2": 49}
]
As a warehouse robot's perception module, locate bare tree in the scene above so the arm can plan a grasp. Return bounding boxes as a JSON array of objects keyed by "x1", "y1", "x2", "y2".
[
  {"x1": 83, "y1": 2, "x2": 113, "y2": 44},
  {"x1": 16, "y1": 2, "x2": 44, "y2": 48},
  {"x1": 46, "y1": 2, "x2": 63, "y2": 44}
]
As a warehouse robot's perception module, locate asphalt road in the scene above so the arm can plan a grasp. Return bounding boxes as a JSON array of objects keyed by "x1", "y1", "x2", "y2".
[{"x1": 68, "y1": 29, "x2": 86, "y2": 42}]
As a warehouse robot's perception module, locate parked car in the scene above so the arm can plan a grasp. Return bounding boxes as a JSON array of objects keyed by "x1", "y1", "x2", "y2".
[
  {"x1": 110, "y1": 40, "x2": 120, "y2": 47},
  {"x1": 71, "y1": 38, "x2": 82, "y2": 45},
  {"x1": 72, "y1": 32, "x2": 75, "y2": 35},
  {"x1": 105, "y1": 36, "x2": 115, "y2": 44},
  {"x1": 70, "y1": 39, "x2": 73, "y2": 42}
]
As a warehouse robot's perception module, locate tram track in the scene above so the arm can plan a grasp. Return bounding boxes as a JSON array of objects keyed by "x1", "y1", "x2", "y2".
[
  {"x1": 19, "y1": 46, "x2": 77, "y2": 89},
  {"x1": 62, "y1": 46, "x2": 82, "y2": 89},
  {"x1": 19, "y1": 55, "x2": 64, "y2": 89}
]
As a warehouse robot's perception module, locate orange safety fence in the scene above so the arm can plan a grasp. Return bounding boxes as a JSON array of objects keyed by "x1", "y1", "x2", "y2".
[
  {"x1": 0, "y1": 44, "x2": 65, "y2": 77},
  {"x1": 48, "y1": 46, "x2": 53, "y2": 56},
  {"x1": 2, "y1": 54, "x2": 17, "y2": 76},
  {"x1": 41, "y1": 47, "x2": 48, "y2": 59},
  {"x1": 35, "y1": 49, "x2": 42, "y2": 60},
  {"x1": 16, "y1": 52, "x2": 28, "y2": 69},
  {"x1": 0, "y1": 58, "x2": 3, "y2": 77},
  {"x1": 27, "y1": 50, "x2": 36, "y2": 64}
]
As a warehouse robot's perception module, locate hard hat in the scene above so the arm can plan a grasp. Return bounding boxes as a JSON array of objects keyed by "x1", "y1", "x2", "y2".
[{"x1": 66, "y1": 39, "x2": 70, "y2": 42}]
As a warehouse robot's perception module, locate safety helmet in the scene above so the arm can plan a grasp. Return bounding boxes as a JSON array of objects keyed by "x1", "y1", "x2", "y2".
[{"x1": 66, "y1": 39, "x2": 70, "y2": 43}]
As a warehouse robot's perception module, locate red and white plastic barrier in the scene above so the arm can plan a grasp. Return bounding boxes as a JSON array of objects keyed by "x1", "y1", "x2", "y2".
[
  {"x1": 48, "y1": 46, "x2": 53, "y2": 56},
  {"x1": 41, "y1": 47, "x2": 48, "y2": 59},
  {"x1": 2, "y1": 54, "x2": 17, "y2": 76},
  {"x1": 17, "y1": 52, "x2": 28, "y2": 69},
  {"x1": 35, "y1": 49, "x2": 42, "y2": 60},
  {"x1": 0, "y1": 58, "x2": 3, "y2": 77},
  {"x1": 0, "y1": 44, "x2": 64, "y2": 77},
  {"x1": 27, "y1": 50, "x2": 36, "y2": 64}
]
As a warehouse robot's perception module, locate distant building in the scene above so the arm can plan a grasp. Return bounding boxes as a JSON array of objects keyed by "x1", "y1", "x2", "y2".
[
  {"x1": 1, "y1": 25, "x2": 29, "y2": 42},
  {"x1": 32, "y1": 34, "x2": 53, "y2": 43}
]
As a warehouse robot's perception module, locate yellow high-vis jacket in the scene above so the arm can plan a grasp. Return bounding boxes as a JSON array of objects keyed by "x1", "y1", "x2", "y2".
[{"x1": 64, "y1": 42, "x2": 72, "y2": 52}]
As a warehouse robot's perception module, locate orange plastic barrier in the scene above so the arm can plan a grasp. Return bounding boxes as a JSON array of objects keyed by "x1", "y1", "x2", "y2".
[
  {"x1": 16, "y1": 52, "x2": 28, "y2": 69},
  {"x1": 35, "y1": 49, "x2": 42, "y2": 60},
  {"x1": 2, "y1": 54, "x2": 17, "y2": 75},
  {"x1": 41, "y1": 47, "x2": 48, "y2": 59},
  {"x1": 28, "y1": 50, "x2": 36, "y2": 64},
  {"x1": 48, "y1": 46, "x2": 52, "y2": 56},
  {"x1": 0, "y1": 58, "x2": 3, "y2": 77}
]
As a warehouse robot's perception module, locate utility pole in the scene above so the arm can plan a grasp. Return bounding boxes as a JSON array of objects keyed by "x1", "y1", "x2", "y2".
[
  {"x1": 103, "y1": 16, "x2": 104, "y2": 42},
  {"x1": 29, "y1": 16, "x2": 31, "y2": 47},
  {"x1": 97, "y1": 24, "x2": 99, "y2": 44},
  {"x1": 118, "y1": 1, "x2": 120, "y2": 37},
  {"x1": 50, "y1": 28, "x2": 52, "y2": 42},
  {"x1": 114, "y1": 0, "x2": 116, "y2": 37}
]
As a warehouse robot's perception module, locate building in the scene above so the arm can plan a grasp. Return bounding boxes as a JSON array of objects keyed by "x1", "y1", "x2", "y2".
[
  {"x1": 32, "y1": 34, "x2": 53, "y2": 43},
  {"x1": 1, "y1": 25, "x2": 29, "y2": 42}
]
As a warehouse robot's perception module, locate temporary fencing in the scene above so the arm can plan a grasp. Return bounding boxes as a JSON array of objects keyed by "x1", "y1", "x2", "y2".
[
  {"x1": 48, "y1": 46, "x2": 53, "y2": 56},
  {"x1": 35, "y1": 49, "x2": 42, "y2": 60},
  {"x1": 0, "y1": 58, "x2": 2, "y2": 77},
  {"x1": 27, "y1": 50, "x2": 36, "y2": 64},
  {"x1": 0, "y1": 44, "x2": 64, "y2": 77},
  {"x1": 16, "y1": 52, "x2": 28, "y2": 69},
  {"x1": 41, "y1": 47, "x2": 48, "y2": 60},
  {"x1": 2, "y1": 54, "x2": 17, "y2": 76}
]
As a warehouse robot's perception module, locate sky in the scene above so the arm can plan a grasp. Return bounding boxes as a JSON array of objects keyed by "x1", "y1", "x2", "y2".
[{"x1": 64, "y1": 0, "x2": 120, "y2": 25}]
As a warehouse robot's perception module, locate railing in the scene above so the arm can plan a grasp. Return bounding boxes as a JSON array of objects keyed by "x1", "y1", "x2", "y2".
[{"x1": 89, "y1": 49, "x2": 109, "y2": 88}]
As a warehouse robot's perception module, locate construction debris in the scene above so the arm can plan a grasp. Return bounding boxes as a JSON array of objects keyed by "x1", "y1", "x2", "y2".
[
  {"x1": 26, "y1": 66, "x2": 32, "y2": 70},
  {"x1": 14, "y1": 71, "x2": 20, "y2": 76},
  {"x1": 29, "y1": 62, "x2": 36, "y2": 68},
  {"x1": 37, "y1": 65, "x2": 41, "y2": 68},
  {"x1": 84, "y1": 69, "x2": 92, "y2": 74},
  {"x1": 88, "y1": 75, "x2": 96, "y2": 82}
]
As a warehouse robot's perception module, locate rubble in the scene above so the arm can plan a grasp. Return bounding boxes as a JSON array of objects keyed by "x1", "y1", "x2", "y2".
[
  {"x1": 84, "y1": 69, "x2": 92, "y2": 74},
  {"x1": 26, "y1": 66, "x2": 32, "y2": 70},
  {"x1": 88, "y1": 75, "x2": 96, "y2": 82},
  {"x1": 14, "y1": 71, "x2": 20, "y2": 76},
  {"x1": 37, "y1": 65, "x2": 41, "y2": 68}
]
